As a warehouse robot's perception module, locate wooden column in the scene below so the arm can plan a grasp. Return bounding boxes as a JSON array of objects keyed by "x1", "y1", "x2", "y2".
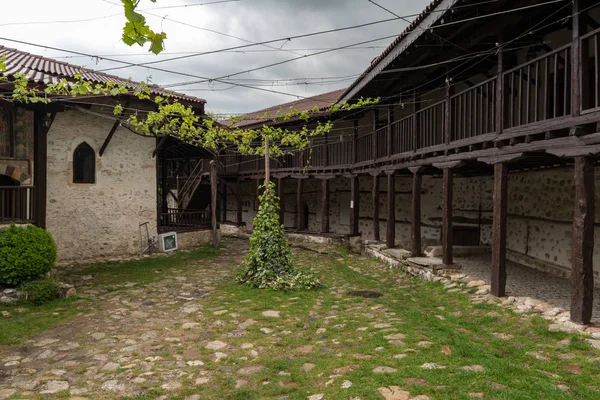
[
  {"x1": 372, "y1": 174, "x2": 380, "y2": 241},
  {"x1": 413, "y1": 90, "x2": 420, "y2": 151},
  {"x1": 321, "y1": 179, "x2": 330, "y2": 234},
  {"x1": 350, "y1": 175, "x2": 360, "y2": 235},
  {"x1": 236, "y1": 181, "x2": 243, "y2": 226},
  {"x1": 410, "y1": 167, "x2": 423, "y2": 256},
  {"x1": 571, "y1": 156, "x2": 595, "y2": 324},
  {"x1": 352, "y1": 120, "x2": 359, "y2": 164},
  {"x1": 278, "y1": 177, "x2": 285, "y2": 225},
  {"x1": 33, "y1": 111, "x2": 48, "y2": 229},
  {"x1": 210, "y1": 160, "x2": 219, "y2": 247},
  {"x1": 221, "y1": 183, "x2": 228, "y2": 222},
  {"x1": 572, "y1": 0, "x2": 590, "y2": 115},
  {"x1": 296, "y1": 178, "x2": 304, "y2": 230},
  {"x1": 442, "y1": 168, "x2": 453, "y2": 265},
  {"x1": 386, "y1": 172, "x2": 396, "y2": 248},
  {"x1": 491, "y1": 163, "x2": 508, "y2": 297}
]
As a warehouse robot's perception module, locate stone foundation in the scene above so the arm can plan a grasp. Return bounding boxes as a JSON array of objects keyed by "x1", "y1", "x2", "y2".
[{"x1": 176, "y1": 230, "x2": 218, "y2": 250}]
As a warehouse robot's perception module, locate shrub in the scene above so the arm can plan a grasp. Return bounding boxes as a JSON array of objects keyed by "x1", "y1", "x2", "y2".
[
  {"x1": 0, "y1": 224, "x2": 57, "y2": 286},
  {"x1": 238, "y1": 181, "x2": 322, "y2": 290},
  {"x1": 17, "y1": 278, "x2": 61, "y2": 305}
]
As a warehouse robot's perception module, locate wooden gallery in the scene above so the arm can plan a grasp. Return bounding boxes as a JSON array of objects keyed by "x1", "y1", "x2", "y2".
[{"x1": 0, "y1": 0, "x2": 599, "y2": 325}]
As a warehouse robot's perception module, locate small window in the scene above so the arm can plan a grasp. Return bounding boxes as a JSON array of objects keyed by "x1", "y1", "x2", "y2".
[{"x1": 73, "y1": 142, "x2": 95, "y2": 184}]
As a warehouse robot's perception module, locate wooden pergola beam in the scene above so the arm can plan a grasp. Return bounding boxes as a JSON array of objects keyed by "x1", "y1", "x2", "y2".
[{"x1": 99, "y1": 119, "x2": 120, "y2": 157}]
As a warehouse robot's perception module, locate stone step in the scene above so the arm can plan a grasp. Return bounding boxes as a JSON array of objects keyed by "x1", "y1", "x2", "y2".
[
  {"x1": 407, "y1": 257, "x2": 459, "y2": 272},
  {"x1": 424, "y1": 245, "x2": 490, "y2": 258}
]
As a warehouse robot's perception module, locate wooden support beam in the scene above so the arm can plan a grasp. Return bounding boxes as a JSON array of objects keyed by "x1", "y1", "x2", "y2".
[
  {"x1": 33, "y1": 111, "x2": 48, "y2": 229},
  {"x1": 278, "y1": 178, "x2": 285, "y2": 225},
  {"x1": 411, "y1": 169, "x2": 423, "y2": 256},
  {"x1": 99, "y1": 119, "x2": 121, "y2": 157},
  {"x1": 442, "y1": 168, "x2": 453, "y2": 265},
  {"x1": 210, "y1": 160, "x2": 219, "y2": 247},
  {"x1": 350, "y1": 175, "x2": 360, "y2": 235},
  {"x1": 491, "y1": 163, "x2": 508, "y2": 297},
  {"x1": 221, "y1": 182, "x2": 228, "y2": 222},
  {"x1": 372, "y1": 174, "x2": 380, "y2": 241},
  {"x1": 570, "y1": 156, "x2": 595, "y2": 324},
  {"x1": 236, "y1": 181, "x2": 243, "y2": 226},
  {"x1": 152, "y1": 135, "x2": 168, "y2": 158},
  {"x1": 321, "y1": 179, "x2": 330, "y2": 234},
  {"x1": 386, "y1": 172, "x2": 396, "y2": 248},
  {"x1": 296, "y1": 178, "x2": 305, "y2": 230}
]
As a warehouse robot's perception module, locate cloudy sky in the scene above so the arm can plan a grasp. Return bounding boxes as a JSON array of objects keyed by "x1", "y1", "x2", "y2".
[{"x1": 0, "y1": 0, "x2": 433, "y2": 115}]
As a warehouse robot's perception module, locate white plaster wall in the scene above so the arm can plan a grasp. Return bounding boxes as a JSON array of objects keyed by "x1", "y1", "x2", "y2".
[{"x1": 46, "y1": 109, "x2": 157, "y2": 261}]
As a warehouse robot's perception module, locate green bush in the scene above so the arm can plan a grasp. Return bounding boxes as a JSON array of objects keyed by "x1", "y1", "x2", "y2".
[
  {"x1": 238, "y1": 181, "x2": 322, "y2": 290},
  {"x1": 0, "y1": 224, "x2": 57, "y2": 286},
  {"x1": 17, "y1": 278, "x2": 61, "y2": 305}
]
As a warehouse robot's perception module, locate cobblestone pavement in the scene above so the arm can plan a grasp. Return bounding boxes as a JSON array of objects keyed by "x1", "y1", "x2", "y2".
[
  {"x1": 455, "y1": 254, "x2": 600, "y2": 322},
  {"x1": 0, "y1": 239, "x2": 247, "y2": 399}
]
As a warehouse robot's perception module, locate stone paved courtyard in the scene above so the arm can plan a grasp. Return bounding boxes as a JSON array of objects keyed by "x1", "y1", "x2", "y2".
[
  {"x1": 1, "y1": 238, "x2": 599, "y2": 400},
  {"x1": 455, "y1": 255, "x2": 600, "y2": 323}
]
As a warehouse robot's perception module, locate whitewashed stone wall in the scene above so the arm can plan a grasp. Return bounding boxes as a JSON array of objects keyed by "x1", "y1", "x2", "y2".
[{"x1": 46, "y1": 109, "x2": 157, "y2": 261}]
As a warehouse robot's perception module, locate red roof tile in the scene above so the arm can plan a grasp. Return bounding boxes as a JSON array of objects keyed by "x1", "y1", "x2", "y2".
[
  {"x1": 0, "y1": 45, "x2": 206, "y2": 105},
  {"x1": 226, "y1": 88, "x2": 345, "y2": 128}
]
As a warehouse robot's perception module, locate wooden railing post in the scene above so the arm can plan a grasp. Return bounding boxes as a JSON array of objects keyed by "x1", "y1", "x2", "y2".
[
  {"x1": 387, "y1": 105, "x2": 394, "y2": 157},
  {"x1": 372, "y1": 109, "x2": 379, "y2": 161},
  {"x1": 445, "y1": 76, "x2": 454, "y2": 144},
  {"x1": 496, "y1": 36, "x2": 504, "y2": 134},
  {"x1": 572, "y1": 0, "x2": 590, "y2": 115},
  {"x1": 413, "y1": 90, "x2": 420, "y2": 151},
  {"x1": 352, "y1": 120, "x2": 359, "y2": 164}
]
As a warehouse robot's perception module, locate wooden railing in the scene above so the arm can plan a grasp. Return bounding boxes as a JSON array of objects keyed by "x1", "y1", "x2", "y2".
[
  {"x1": 159, "y1": 208, "x2": 211, "y2": 232},
  {"x1": 218, "y1": 38, "x2": 600, "y2": 175},
  {"x1": 503, "y1": 44, "x2": 571, "y2": 129},
  {"x1": 0, "y1": 186, "x2": 35, "y2": 224},
  {"x1": 416, "y1": 100, "x2": 445, "y2": 149},
  {"x1": 451, "y1": 77, "x2": 496, "y2": 140}
]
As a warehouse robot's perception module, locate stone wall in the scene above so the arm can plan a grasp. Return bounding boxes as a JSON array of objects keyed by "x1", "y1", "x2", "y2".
[
  {"x1": 177, "y1": 230, "x2": 217, "y2": 250},
  {"x1": 46, "y1": 108, "x2": 157, "y2": 261},
  {"x1": 232, "y1": 165, "x2": 600, "y2": 282}
]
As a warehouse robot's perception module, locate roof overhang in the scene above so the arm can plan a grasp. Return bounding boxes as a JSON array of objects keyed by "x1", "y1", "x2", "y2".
[{"x1": 340, "y1": 0, "x2": 459, "y2": 102}]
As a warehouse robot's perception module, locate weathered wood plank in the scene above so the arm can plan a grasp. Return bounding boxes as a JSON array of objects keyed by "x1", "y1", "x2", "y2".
[
  {"x1": 491, "y1": 163, "x2": 508, "y2": 297},
  {"x1": 571, "y1": 155, "x2": 595, "y2": 324},
  {"x1": 386, "y1": 172, "x2": 396, "y2": 248},
  {"x1": 33, "y1": 111, "x2": 48, "y2": 229},
  {"x1": 411, "y1": 170, "x2": 422, "y2": 256},
  {"x1": 442, "y1": 168, "x2": 453, "y2": 265}
]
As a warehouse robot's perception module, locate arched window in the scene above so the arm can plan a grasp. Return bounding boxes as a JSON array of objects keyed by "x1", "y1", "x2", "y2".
[{"x1": 73, "y1": 142, "x2": 95, "y2": 184}]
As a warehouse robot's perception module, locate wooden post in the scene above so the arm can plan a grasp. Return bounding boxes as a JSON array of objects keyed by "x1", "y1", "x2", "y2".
[
  {"x1": 496, "y1": 36, "x2": 504, "y2": 134},
  {"x1": 372, "y1": 109, "x2": 379, "y2": 161},
  {"x1": 387, "y1": 105, "x2": 394, "y2": 157},
  {"x1": 210, "y1": 160, "x2": 219, "y2": 247},
  {"x1": 321, "y1": 179, "x2": 330, "y2": 233},
  {"x1": 572, "y1": 0, "x2": 590, "y2": 115},
  {"x1": 410, "y1": 168, "x2": 423, "y2": 256},
  {"x1": 350, "y1": 175, "x2": 360, "y2": 235},
  {"x1": 278, "y1": 177, "x2": 285, "y2": 225},
  {"x1": 353, "y1": 120, "x2": 359, "y2": 164},
  {"x1": 445, "y1": 76, "x2": 454, "y2": 145},
  {"x1": 236, "y1": 181, "x2": 243, "y2": 226},
  {"x1": 413, "y1": 90, "x2": 420, "y2": 151},
  {"x1": 491, "y1": 163, "x2": 508, "y2": 297},
  {"x1": 33, "y1": 111, "x2": 48, "y2": 229},
  {"x1": 386, "y1": 172, "x2": 396, "y2": 248},
  {"x1": 264, "y1": 136, "x2": 270, "y2": 187},
  {"x1": 372, "y1": 174, "x2": 380, "y2": 241},
  {"x1": 221, "y1": 183, "x2": 228, "y2": 222},
  {"x1": 571, "y1": 156, "x2": 595, "y2": 324},
  {"x1": 442, "y1": 168, "x2": 453, "y2": 265},
  {"x1": 296, "y1": 178, "x2": 304, "y2": 230}
]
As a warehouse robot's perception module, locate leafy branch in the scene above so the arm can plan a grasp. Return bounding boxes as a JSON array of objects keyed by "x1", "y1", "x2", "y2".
[{"x1": 121, "y1": 0, "x2": 167, "y2": 54}]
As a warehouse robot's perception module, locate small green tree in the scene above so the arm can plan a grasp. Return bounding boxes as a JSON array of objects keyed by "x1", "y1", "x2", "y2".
[{"x1": 238, "y1": 182, "x2": 322, "y2": 290}]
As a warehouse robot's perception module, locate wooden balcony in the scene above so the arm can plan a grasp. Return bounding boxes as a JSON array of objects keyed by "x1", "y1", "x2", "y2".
[
  {"x1": 158, "y1": 208, "x2": 211, "y2": 233},
  {"x1": 222, "y1": 28, "x2": 600, "y2": 176},
  {"x1": 0, "y1": 186, "x2": 35, "y2": 225}
]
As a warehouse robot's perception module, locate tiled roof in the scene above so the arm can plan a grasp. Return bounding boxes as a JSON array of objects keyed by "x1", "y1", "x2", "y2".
[
  {"x1": 226, "y1": 88, "x2": 345, "y2": 128},
  {"x1": 340, "y1": 0, "x2": 447, "y2": 100},
  {"x1": 0, "y1": 45, "x2": 206, "y2": 105}
]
